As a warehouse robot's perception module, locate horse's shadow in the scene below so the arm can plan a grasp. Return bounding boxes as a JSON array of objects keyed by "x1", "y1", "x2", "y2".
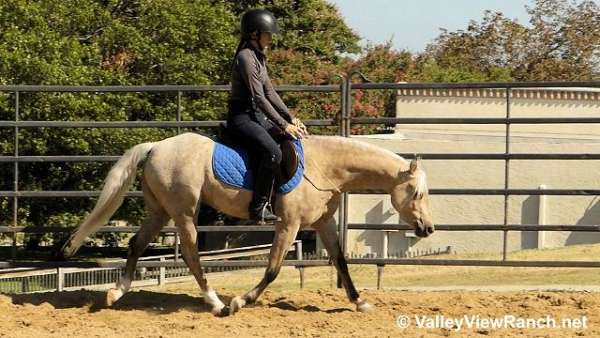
[
  {"x1": 266, "y1": 297, "x2": 352, "y2": 314},
  {"x1": 9, "y1": 289, "x2": 234, "y2": 315},
  {"x1": 8, "y1": 290, "x2": 352, "y2": 315}
]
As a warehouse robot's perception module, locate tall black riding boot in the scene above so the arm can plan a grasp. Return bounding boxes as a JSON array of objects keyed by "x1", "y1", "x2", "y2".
[{"x1": 249, "y1": 162, "x2": 281, "y2": 224}]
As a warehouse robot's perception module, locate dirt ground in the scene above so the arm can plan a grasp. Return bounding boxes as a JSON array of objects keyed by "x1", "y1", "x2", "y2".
[{"x1": 1, "y1": 283, "x2": 599, "y2": 338}]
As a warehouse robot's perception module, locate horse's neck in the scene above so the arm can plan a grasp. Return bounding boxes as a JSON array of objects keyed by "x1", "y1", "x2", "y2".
[{"x1": 307, "y1": 136, "x2": 406, "y2": 192}]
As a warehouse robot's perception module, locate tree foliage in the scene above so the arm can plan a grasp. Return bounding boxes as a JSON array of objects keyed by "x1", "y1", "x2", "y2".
[
  {"x1": 413, "y1": 0, "x2": 600, "y2": 82},
  {"x1": 0, "y1": 0, "x2": 360, "y2": 248},
  {"x1": 345, "y1": 42, "x2": 413, "y2": 134}
]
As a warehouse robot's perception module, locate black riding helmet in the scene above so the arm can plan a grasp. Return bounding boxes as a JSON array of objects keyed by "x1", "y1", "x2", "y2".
[{"x1": 240, "y1": 9, "x2": 279, "y2": 40}]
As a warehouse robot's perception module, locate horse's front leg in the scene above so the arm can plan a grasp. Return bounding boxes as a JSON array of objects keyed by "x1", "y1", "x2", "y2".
[
  {"x1": 229, "y1": 222, "x2": 300, "y2": 315},
  {"x1": 315, "y1": 216, "x2": 373, "y2": 312}
]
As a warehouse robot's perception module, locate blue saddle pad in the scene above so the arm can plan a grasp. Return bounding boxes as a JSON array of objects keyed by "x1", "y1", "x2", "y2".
[{"x1": 212, "y1": 139, "x2": 304, "y2": 194}]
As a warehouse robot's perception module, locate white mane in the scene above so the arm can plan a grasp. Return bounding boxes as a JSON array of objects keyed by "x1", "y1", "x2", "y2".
[{"x1": 414, "y1": 170, "x2": 428, "y2": 199}]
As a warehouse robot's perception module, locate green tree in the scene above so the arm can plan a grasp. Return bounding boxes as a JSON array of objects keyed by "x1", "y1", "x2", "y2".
[
  {"x1": 345, "y1": 42, "x2": 413, "y2": 134},
  {"x1": 412, "y1": 0, "x2": 600, "y2": 82},
  {"x1": 0, "y1": 0, "x2": 361, "y2": 250},
  {"x1": 228, "y1": 0, "x2": 360, "y2": 61},
  {"x1": 0, "y1": 0, "x2": 238, "y2": 248},
  {"x1": 522, "y1": 0, "x2": 600, "y2": 80}
]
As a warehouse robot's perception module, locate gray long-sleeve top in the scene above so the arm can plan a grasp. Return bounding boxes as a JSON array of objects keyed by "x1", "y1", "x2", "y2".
[{"x1": 229, "y1": 45, "x2": 293, "y2": 129}]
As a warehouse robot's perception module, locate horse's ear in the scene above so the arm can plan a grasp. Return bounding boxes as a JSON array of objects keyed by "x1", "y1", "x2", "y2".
[{"x1": 409, "y1": 155, "x2": 420, "y2": 174}]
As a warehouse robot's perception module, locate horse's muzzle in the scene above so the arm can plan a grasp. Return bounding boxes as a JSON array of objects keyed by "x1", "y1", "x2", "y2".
[{"x1": 414, "y1": 218, "x2": 434, "y2": 238}]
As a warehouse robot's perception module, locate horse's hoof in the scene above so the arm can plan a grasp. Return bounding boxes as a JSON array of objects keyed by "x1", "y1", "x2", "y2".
[
  {"x1": 204, "y1": 290, "x2": 226, "y2": 316},
  {"x1": 212, "y1": 304, "x2": 229, "y2": 317},
  {"x1": 106, "y1": 288, "x2": 123, "y2": 307},
  {"x1": 356, "y1": 301, "x2": 374, "y2": 313},
  {"x1": 211, "y1": 306, "x2": 231, "y2": 317},
  {"x1": 229, "y1": 296, "x2": 246, "y2": 315}
]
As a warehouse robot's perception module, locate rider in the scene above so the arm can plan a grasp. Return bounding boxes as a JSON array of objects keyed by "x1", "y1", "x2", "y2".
[{"x1": 227, "y1": 9, "x2": 306, "y2": 223}]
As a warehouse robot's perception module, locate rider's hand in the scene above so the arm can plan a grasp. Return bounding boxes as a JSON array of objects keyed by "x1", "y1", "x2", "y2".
[
  {"x1": 285, "y1": 123, "x2": 305, "y2": 140},
  {"x1": 292, "y1": 117, "x2": 309, "y2": 136}
]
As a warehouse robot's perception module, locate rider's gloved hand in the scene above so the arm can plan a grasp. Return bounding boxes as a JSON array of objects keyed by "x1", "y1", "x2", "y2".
[
  {"x1": 292, "y1": 118, "x2": 309, "y2": 136},
  {"x1": 285, "y1": 123, "x2": 306, "y2": 140}
]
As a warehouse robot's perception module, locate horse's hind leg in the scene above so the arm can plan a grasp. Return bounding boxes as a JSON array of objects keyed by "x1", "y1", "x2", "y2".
[
  {"x1": 176, "y1": 218, "x2": 226, "y2": 316},
  {"x1": 229, "y1": 221, "x2": 300, "y2": 315},
  {"x1": 106, "y1": 180, "x2": 169, "y2": 306}
]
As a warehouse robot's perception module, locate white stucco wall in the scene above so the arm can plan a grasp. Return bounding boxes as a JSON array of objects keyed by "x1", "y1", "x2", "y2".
[{"x1": 337, "y1": 87, "x2": 600, "y2": 257}]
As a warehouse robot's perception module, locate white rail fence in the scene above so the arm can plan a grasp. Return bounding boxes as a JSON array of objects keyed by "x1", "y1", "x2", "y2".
[
  {"x1": 0, "y1": 242, "x2": 453, "y2": 294},
  {"x1": 0, "y1": 241, "x2": 301, "y2": 294}
]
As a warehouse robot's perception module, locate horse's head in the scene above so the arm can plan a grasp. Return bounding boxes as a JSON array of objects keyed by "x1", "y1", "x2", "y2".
[{"x1": 390, "y1": 157, "x2": 435, "y2": 238}]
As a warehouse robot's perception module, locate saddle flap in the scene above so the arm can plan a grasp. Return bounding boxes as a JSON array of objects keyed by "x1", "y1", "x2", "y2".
[{"x1": 277, "y1": 139, "x2": 299, "y2": 184}]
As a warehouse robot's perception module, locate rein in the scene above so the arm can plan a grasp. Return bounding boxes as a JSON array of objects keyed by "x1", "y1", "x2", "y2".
[{"x1": 302, "y1": 156, "x2": 342, "y2": 193}]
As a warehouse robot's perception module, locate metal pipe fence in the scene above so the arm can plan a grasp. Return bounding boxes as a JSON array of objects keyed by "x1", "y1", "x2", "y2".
[
  {"x1": 0, "y1": 241, "x2": 302, "y2": 293},
  {"x1": 1, "y1": 81, "x2": 600, "y2": 284},
  {"x1": 340, "y1": 78, "x2": 600, "y2": 266},
  {"x1": 0, "y1": 84, "x2": 339, "y2": 263}
]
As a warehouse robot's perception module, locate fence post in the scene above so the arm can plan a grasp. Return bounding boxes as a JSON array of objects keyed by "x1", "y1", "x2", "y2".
[
  {"x1": 174, "y1": 91, "x2": 182, "y2": 263},
  {"x1": 376, "y1": 264, "x2": 384, "y2": 290},
  {"x1": 296, "y1": 241, "x2": 304, "y2": 289},
  {"x1": 537, "y1": 184, "x2": 547, "y2": 249},
  {"x1": 21, "y1": 276, "x2": 29, "y2": 293},
  {"x1": 11, "y1": 232, "x2": 17, "y2": 260},
  {"x1": 337, "y1": 75, "x2": 350, "y2": 289},
  {"x1": 337, "y1": 72, "x2": 370, "y2": 288},
  {"x1": 174, "y1": 234, "x2": 180, "y2": 262},
  {"x1": 382, "y1": 231, "x2": 390, "y2": 259},
  {"x1": 502, "y1": 87, "x2": 512, "y2": 261},
  {"x1": 176, "y1": 90, "x2": 182, "y2": 134},
  {"x1": 12, "y1": 91, "x2": 19, "y2": 260},
  {"x1": 57, "y1": 267, "x2": 64, "y2": 292},
  {"x1": 158, "y1": 257, "x2": 166, "y2": 286}
]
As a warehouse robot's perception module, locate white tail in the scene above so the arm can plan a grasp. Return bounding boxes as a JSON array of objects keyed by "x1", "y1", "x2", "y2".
[{"x1": 61, "y1": 142, "x2": 156, "y2": 258}]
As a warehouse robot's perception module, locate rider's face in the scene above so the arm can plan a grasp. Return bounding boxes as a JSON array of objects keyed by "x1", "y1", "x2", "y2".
[{"x1": 257, "y1": 32, "x2": 272, "y2": 50}]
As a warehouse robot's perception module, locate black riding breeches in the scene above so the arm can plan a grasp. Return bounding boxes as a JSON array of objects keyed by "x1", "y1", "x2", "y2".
[{"x1": 227, "y1": 112, "x2": 282, "y2": 170}]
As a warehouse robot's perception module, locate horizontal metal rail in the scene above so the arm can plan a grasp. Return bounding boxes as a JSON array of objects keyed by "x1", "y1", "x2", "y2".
[
  {"x1": 348, "y1": 224, "x2": 600, "y2": 232},
  {"x1": 0, "y1": 260, "x2": 327, "y2": 269},
  {"x1": 0, "y1": 225, "x2": 279, "y2": 233},
  {"x1": 354, "y1": 189, "x2": 600, "y2": 195},
  {"x1": 348, "y1": 259, "x2": 600, "y2": 268},
  {"x1": 394, "y1": 153, "x2": 600, "y2": 160},
  {"x1": 352, "y1": 117, "x2": 600, "y2": 124},
  {"x1": 352, "y1": 81, "x2": 600, "y2": 90},
  {"x1": 2, "y1": 188, "x2": 599, "y2": 198},
  {"x1": 0, "y1": 191, "x2": 143, "y2": 197},
  {"x1": 3, "y1": 258, "x2": 600, "y2": 269},
  {"x1": 0, "y1": 119, "x2": 335, "y2": 128},
  {"x1": 0, "y1": 241, "x2": 300, "y2": 276},
  {"x1": 3, "y1": 153, "x2": 600, "y2": 163},
  {"x1": 132, "y1": 242, "x2": 292, "y2": 260},
  {"x1": 1, "y1": 224, "x2": 599, "y2": 235},
  {"x1": 0, "y1": 84, "x2": 340, "y2": 93},
  {"x1": 0, "y1": 156, "x2": 122, "y2": 162},
  {"x1": 4, "y1": 117, "x2": 599, "y2": 128},
  {"x1": 0, "y1": 117, "x2": 600, "y2": 128},
  {"x1": 3, "y1": 82, "x2": 599, "y2": 93}
]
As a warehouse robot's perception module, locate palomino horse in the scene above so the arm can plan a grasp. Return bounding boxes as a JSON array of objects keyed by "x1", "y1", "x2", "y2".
[{"x1": 60, "y1": 133, "x2": 434, "y2": 316}]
